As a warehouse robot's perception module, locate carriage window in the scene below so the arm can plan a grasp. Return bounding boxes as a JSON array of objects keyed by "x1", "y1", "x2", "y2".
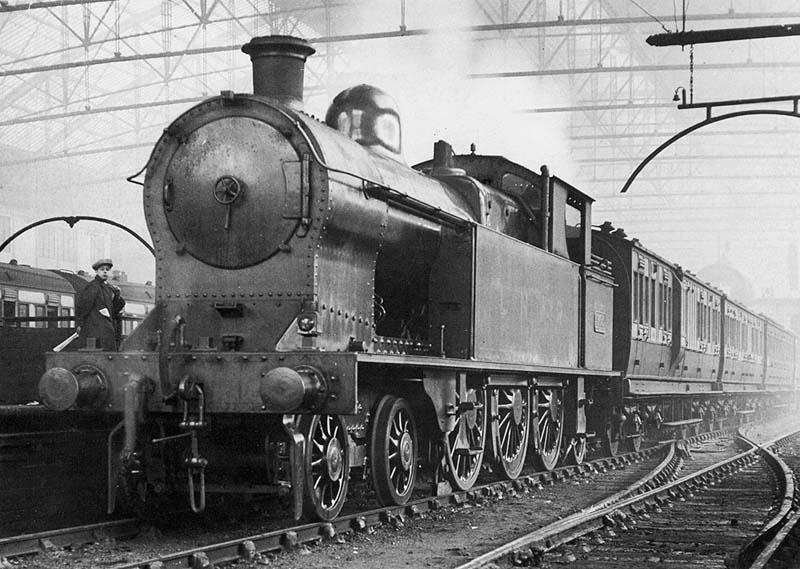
[
  {"x1": 17, "y1": 303, "x2": 29, "y2": 328},
  {"x1": 650, "y1": 276, "x2": 656, "y2": 328},
  {"x1": 666, "y1": 285, "x2": 672, "y2": 332},
  {"x1": 46, "y1": 306, "x2": 59, "y2": 329},
  {"x1": 639, "y1": 274, "x2": 647, "y2": 324},
  {"x1": 725, "y1": 315, "x2": 731, "y2": 348},
  {"x1": 741, "y1": 320, "x2": 747, "y2": 352},
  {"x1": 34, "y1": 305, "x2": 46, "y2": 329},
  {"x1": 684, "y1": 287, "x2": 692, "y2": 345},
  {"x1": 712, "y1": 306, "x2": 718, "y2": 343},
  {"x1": 59, "y1": 307, "x2": 73, "y2": 329},
  {"x1": 3, "y1": 300, "x2": 15, "y2": 326},
  {"x1": 694, "y1": 300, "x2": 703, "y2": 340}
]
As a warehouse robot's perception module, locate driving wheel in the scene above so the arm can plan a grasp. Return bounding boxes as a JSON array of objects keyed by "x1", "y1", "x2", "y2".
[
  {"x1": 489, "y1": 387, "x2": 530, "y2": 479},
  {"x1": 442, "y1": 386, "x2": 487, "y2": 491},
  {"x1": 531, "y1": 388, "x2": 564, "y2": 471}
]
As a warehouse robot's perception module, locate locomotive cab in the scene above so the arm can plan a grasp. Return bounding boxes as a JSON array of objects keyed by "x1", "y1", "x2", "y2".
[{"x1": 414, "y1": 143, "x2": 614, "y2": 370}]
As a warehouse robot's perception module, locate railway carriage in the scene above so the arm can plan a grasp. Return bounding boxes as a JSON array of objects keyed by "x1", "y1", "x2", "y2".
[
  {"x1": 720, "y1": 296, "x2": 764, "y2": 390},
  {"x1": 764, "y1": 318, "x2": 796, "y2": 390},
  {"x1": 33, "y1": 35, "x2": 797, "y2": 522},
  {"x1": 591, "y1": 228, "x2": 677, "y2": 386},
  {"x1": 0, "y1": 261, "x2": 75, "y2": 330},
  {"x1": 591, "y1": 223, "x2": 795, "y2": 437},
  {"x1": 0, "y1": 264, "x2": 153, "y2": 404},
  {"x1": 677, "y1": 270, "x2": 724, "y2": 387},
  {"x1": 1, "y1": 262, "x2": 75, "y2": 403}
]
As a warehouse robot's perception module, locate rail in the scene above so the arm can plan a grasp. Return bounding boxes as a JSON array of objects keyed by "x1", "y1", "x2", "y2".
[
  {"x1": 0, "y1": 435, "x2": 668, "y2": 567},
  {"x1": 735, "y1": 431, "x2": 798, "y2": 568},
  {"x1": 452, "y1": 425, "x2": 800, "y2": 569}
]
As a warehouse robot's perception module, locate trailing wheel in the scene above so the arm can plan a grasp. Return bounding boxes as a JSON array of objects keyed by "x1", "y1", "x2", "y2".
[
  {"x1": 370, "y1": 396, "x2": 418, "y2": 506},
  {"x1": 602, "y1": 418, "x2": 622, "y2": 456},
  {"x1": 489, "y1": 387, "x2": 530, "y2": 479},
  {"x1": 564, "y1": 435, "x2": 587, "y2": 465},
  {"x1": 442, "y1": 386, "x2": 487, "y2": 491},
  {"x1": 626, "y1": 411, "x2": 643, "y2": 452},
  {"x1": 299, "y1": 414, "x2": 350, "y2": 521},
  {"x1": 532, "y1": 388, "x2": 564, "y2": 471}
]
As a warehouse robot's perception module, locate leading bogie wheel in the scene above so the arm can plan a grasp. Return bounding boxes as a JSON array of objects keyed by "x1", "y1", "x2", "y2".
[
  {"x1": 489, "y1": 387, "x2": 531, "y2": 480},
  {"x1": 299, "y1": 414, "x2": 350, "y2": 521},
  {"x1": 531, "y1": 388, "x2": 564, "y2": 471},
  {"x1": 370, "y1": 395, "x2": 419, "y2": 506},
  {"x1": 443, "y1": 386, "x2": 487, "y2": 491}
]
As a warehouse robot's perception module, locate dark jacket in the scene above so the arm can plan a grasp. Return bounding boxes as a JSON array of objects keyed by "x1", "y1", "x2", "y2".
[{"x1": 75, "y1": 276, "x2": 125, "y2": 350}]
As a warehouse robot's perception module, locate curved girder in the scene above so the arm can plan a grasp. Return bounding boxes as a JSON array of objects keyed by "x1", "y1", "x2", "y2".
[
  {"x1": 0, "y1": 215, "x2": 154, "y2": 256},
  {"x1": 621, "y1": 109, "x2": 800, "y2": 193}
]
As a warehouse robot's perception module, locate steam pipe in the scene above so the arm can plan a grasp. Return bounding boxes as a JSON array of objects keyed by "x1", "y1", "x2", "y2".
[
  {"x1": 540, "y1": 165, "x2": 551, "y2": 252},
  {"x1": 122, "y1": 374, "x2": 149, "y2": 458}
]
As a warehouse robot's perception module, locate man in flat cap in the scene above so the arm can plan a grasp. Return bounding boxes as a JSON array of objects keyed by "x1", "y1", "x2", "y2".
[{"x1": 75, "y1": 259, "x2": 126, "y2": 350}]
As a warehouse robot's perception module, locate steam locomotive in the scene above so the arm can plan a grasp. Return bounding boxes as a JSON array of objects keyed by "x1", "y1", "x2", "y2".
[{"x1": 38, "y1": 35, "x2": 796, "y2": 521}]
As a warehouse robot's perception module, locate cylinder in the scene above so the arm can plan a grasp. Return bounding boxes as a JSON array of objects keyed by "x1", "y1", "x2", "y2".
[{"x1": 241, "y1": 35, "x2": 316, "y2": 110}]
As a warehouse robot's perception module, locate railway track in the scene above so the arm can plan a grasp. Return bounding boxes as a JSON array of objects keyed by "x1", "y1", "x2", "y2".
[
  {"x1": 741, "y1": 436, "x2": 800, "y2": 569},
  {"x1": 1, "y1": 428, "x2": 730, "y2": 569},
  {"x1": 454, "y1": 422, "x2": 800, "y2": 569}
]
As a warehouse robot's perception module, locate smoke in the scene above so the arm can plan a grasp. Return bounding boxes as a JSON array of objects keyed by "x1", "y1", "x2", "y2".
[{"x1": 310, "y1": 3, "x2": 578, "y2": 177}]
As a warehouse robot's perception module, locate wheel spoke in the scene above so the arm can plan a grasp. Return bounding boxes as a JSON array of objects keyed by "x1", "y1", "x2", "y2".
[
  {"x1": 371, "y1": 397, "x2": 419, "y2": 506},
  {"x1": 490, "y1": 388, "x2": 529, "y2": 480},
  {"x1": 302, "y1": 415, "x2": 350, "y2": 521},
  {"x1": 500, "y1": 425, "x2": 511, "y2": 450},
  {"x1": 532, "y1": 389, "x2": 564, "y2": 471}
]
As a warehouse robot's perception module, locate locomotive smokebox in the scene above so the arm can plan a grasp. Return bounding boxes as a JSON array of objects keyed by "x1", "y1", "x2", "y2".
[{"x1": 241, "y1": 35, "x2": 315, "y2": 110}]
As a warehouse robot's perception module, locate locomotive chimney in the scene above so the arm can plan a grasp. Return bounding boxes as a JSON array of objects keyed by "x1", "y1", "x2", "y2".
[{"x1": 241, "y1": 35, "x2": 315, "y2": 110}]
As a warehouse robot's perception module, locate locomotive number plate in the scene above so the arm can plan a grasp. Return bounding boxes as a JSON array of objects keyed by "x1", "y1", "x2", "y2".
[{"x1": 594, "y1": 311, "x2": 607, "y2": 334}]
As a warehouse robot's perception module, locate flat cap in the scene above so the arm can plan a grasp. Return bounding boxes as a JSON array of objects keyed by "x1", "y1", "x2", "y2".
[{"x1": 92, "y1": 258, "x2": 113, "y2": 270}]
